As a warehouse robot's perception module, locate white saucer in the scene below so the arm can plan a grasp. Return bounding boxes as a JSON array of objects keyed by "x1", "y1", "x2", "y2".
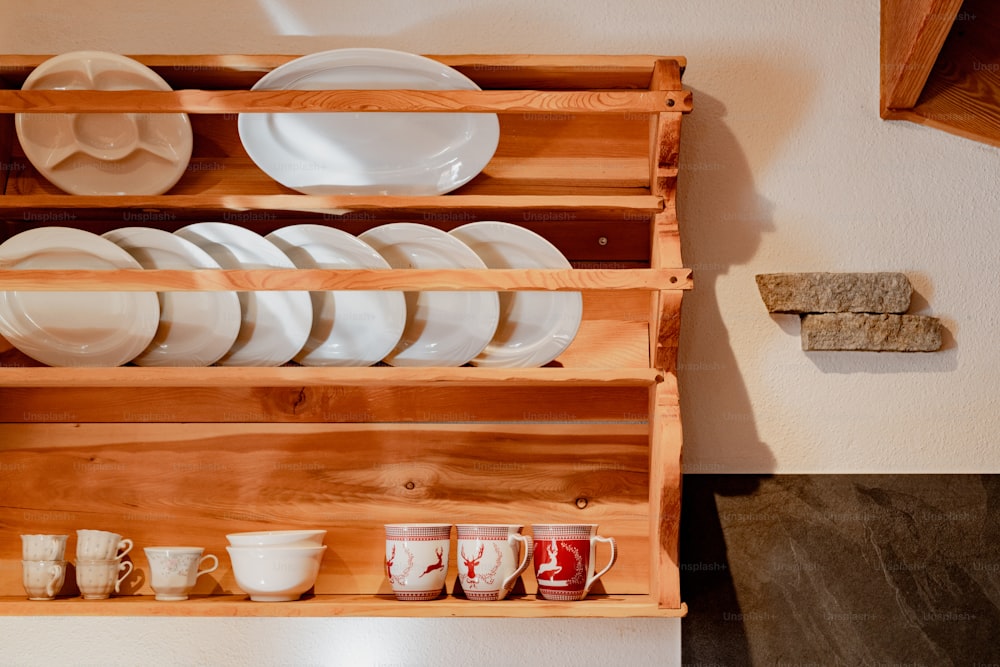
[
  {"x1": 174, "y1": 222, "x2": 312, "y2": 367},
  {"x1": 0, "y1": 227, "x2": 160, "y2": 367},
  {"x1": 238, "y1": 48, "x2": 499, "y2": 195},
  {"x1": 15, "y1": 51, "x2": 193, "y2": 195},
  {"x1": 265, "y1": 224, "x2": 406, "y2": 366},
  {"x1": 449, "y1": 222, "x2": 582, "y2": 368},
  {"x1": 102, "y1": 227, "x2": 242, "y2": 367},
  {"x1": 358, "y1": 223, "x2": 499, "y2": 367}
]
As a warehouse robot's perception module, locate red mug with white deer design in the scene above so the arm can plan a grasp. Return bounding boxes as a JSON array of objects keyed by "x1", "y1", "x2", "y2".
[
  {"x1": 531, "y1": 524, "x2": 617, "y2": 601},
  {"x1": 455, "y1": 524, "x2": 533, "y2": 601},
  {"x1": 384, "y1": 523, "x2": 451, "y2": 601}
]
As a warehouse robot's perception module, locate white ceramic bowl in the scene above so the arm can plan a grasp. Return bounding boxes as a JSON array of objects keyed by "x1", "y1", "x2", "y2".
[
  {"x1": 225, "y1": 530, "x2": 327, "y2": 547},
  {"x1": 226, "y1": 544, "x2": 326, "y2": 602}
]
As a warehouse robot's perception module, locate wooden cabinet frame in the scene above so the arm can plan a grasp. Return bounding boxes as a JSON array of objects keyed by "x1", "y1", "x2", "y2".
[{"x1": 0, "y1": 54, "x2": 691, "y2": 617}]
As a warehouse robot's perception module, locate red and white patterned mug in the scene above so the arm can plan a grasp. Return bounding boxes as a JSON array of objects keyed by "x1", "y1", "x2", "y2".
[
  {"x1": 455, "y1": 524, "x2": 533, "y2": 601},
  {"x1": 384, "y1": 523, "x2": 451, "y2": 601},
  {"x1": 531, "y1": 524, "x2": 617, "y2": 601}
]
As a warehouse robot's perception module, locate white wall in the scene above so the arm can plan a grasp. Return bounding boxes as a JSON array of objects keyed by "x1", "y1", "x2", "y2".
[{"x1": 3, "y1": 0, "x2": 994, "y2": 663}]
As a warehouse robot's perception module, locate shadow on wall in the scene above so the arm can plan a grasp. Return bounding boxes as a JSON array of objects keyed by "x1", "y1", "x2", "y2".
[
  {"x1": 676, "y1": 79, "x2": 785, "y2": 476},
  {"x1": 675, "y1": 52, "x2": 817, "y2": 660},
  {"x1": 676, "y1": 83, "x2": 776, "y2": 665}
]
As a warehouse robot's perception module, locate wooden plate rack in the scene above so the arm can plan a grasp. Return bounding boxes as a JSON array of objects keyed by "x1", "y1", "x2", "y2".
[{"x1": 0, "y1": 53, "x2": 691, "y2": 617}]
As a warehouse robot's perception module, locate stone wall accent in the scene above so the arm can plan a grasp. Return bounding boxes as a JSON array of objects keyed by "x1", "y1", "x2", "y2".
[
  {"x1": 800, "y1": 313, "x2": 942, "y2": 351},
  {"x1": 755, "y1": 272, "x2": 912, "y2": 314},
  {"x1": 755, "y1": 272, "x2": 944, "y2": 352}
]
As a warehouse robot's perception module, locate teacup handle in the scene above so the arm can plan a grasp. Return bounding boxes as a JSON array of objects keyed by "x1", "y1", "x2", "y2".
[
  {"x1": 45, "y1": 562, "x2": 64, "y2": 598},
  {"x1": 499, "y1": 535, "x2": 533, "y2": 600},
  {"x1": 115, "y1": 538, "x2": 134, "y2": 560},
  {"x1": 114, "y1": 560, "x2": 134, "y2": 593},
  {"x1": 195, "y1": 554, "x2": 219, "y2": 579},
  {"x1": 585, "y1": 535, "x2": 618, "y2": 594}
]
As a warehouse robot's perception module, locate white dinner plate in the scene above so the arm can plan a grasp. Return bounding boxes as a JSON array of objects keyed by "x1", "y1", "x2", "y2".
[
  {"x1": 15, "y1": 51, "x2": 193, "y2": 195},
  {"x1": 265, "y1": 224, "x2": 406, "y2": 366},
  {"x1": 102, "y1": 227, "x2": 242, "y2": 367},
  {"x1": 238, "y1": 48, "x2": 499, "y2": 195},
  {"x1": 358, "y1": 223, "x2": 499, "y2": 367},
  {"x1": 449, "y1": 222, "x2": 582, "y2": 368},
  {"x1": 0, "y1": 227, "x2": 160, "y2": 367},
  {"x1": 174, "y1": 222, "x2": 312, "y2": 367}
]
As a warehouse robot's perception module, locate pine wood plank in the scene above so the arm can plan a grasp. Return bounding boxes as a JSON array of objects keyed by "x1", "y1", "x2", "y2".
[
  {"x1": 0, "y1": 268, "x2": 690, "y2": 292},
  {"x1": 904, "y1": 0, "x2": 1000, "y2": 147},
  {"x1": 647, "y1": 61, "x2": 686, "y2": 373},
  {"x1": 0, "y1": 89, "x2": 690, "y2": 115},
  {"x1": 0, "y1": 385, "x2": 649, "y2": 424},
  {"x1": 880, "y1": 0, "x2": 963, "y2": 112},
  {"x1": 0, "y1": 594, "x2": 687, "y2": 618},
  {"x1": 648, "y1": 374, "x2": 683, "y2": 608},
  {"x1": 0, "y1": 367, "x2": 662, "y2": 388},
  {"x1": 0, "y1": 54, "x2": 687, "y2": 91},
  {"x1": 0, "y1": 194, "x2": 662, "y2": 215}
]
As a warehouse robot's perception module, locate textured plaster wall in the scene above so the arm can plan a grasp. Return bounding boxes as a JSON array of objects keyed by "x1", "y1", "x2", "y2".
[{"x1": 2, "y1": 0, "x2": 995, "y2": 664}]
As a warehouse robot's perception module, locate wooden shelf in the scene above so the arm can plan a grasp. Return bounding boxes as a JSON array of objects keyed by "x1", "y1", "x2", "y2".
[
  {"x1": 0, "y1": 267, "x2": 691, "y2": 293},
  {"x1": 0, "y1": 53, "x2": 691, "y2": 619},
  {"x1": 0, "y1": 594, "x2": 687, "y2": 618},
  {"x1": 881, "y1": 0, "x2": 1000, "y2": 147},
  {"x1": 0, "y1": 366, "x2": 665, "y2": 388}
]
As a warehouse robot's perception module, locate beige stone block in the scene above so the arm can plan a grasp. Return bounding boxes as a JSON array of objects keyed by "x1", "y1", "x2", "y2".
[
  {"x1": 755, "y1": 272, "x2": 912, "y2": 314},
  {"x1": 800, "y1": 313, "x2": 942, "y2": 352}
]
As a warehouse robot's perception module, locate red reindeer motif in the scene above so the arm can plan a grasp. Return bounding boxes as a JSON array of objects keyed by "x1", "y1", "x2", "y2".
[
  {"x1": 418, "y1": 547, "x2": 445, "y2": 578},
  {"x1": 461, "y1": 544, "x2": 485, "y2": 580},
  {"x1": 385, "y1": 545, "x2": 396, "y2": 577},
  {"x1": 536, "y1": 540, "x2": 563, "y2": 579}
]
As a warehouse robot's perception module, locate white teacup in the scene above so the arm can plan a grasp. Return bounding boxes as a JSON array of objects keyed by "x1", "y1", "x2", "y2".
[
  {"x1": 21, "y1": 534, "x2": 68, "y2": 561},
  {"x1": 456, "y1": 524, "x2": 532, "y2": 601},
  {"x1": 144, "y1": 546, "x2": 219, "y2": 601},
  {"x1": 76, "y1": 529, "x2": 133, "y2": 561},
  {"x1": 21, "y1": 560, "x2": 66, "y2": 600},
  {"x1": 76, "y1": 559, "x2": 134, "y2": 600},
  {"x1": 384, "y1": 523, "x2": 451, "y2": 601}
]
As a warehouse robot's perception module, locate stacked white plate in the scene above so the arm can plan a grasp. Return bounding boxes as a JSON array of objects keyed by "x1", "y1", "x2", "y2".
[
  {"x1": 101, "y1": 227, "x2": 241, "y2": 367},
  {"x1": 359, "y1": 223, "x2": 500, "y2": 367},
  {"x1": 0, "y1": 227, "x2": 160, "y2": 367},
  {"x1": 450, "y1": 222, "x2": 582, "y2": 368},
  {"x1": 0, "y1": 221, "x2": 581, "y2": 368},
  {"x1": 265, "y1": 224, "x2": 405, "y2": 367},
  {"x1": 174, "y1": 222, "x2": 313, "y2": 367}
]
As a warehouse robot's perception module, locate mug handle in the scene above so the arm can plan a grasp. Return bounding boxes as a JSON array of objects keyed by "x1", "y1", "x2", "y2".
[
  {"x1": 585, "y1": 535, "x2": 618, "y2": 594},
  {"x1": 498, "y1": 535, "x2": 533, "y2": 601},
  {"x1": 114, "y1": 560, "x2": 134, "y2": 593},
  {"x1": 115, "y1": 538, "x2": 134, "y2": 560},
  {"x1": 195, "y1": 554, "x2": 219, "y2": 579},
  {"x1": 46, "y1": 562, "x2": 64, "y2": 598}
]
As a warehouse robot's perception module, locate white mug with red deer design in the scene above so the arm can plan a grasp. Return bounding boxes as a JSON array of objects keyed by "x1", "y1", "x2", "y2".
[
  {"x1": 531, "y1": 523, "x2": 617, "y2": 601},
  {"x1": 455, "y1": 524, "x2": 532, "y2": 601},
  {"x1": 384, "y1": 523, "x2": 451, "y2": 601}
]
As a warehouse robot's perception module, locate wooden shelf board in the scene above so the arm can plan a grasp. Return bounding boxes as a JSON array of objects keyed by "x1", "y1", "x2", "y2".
[
  {"x1": 880, "y1": 0, "x2": 964, "y2": 111},
  {"x1": 0, "y1": 594, "x2": 687, "y2": 618},
  {"x1": 0, "y1": 194, "x2": 663, "y2": 214},
  {"x1": 0, "y1": 54, "x2": 686, "y2": 90},
  {"x1": 881, "y1": 0, "x2": 1000, "y2": 147},
  {"x1": 0, "y1": 268, "x2": 691, "y2": 293},
  {"x1": 0, "y1": 88, "x2": 691, "y2": 115},
  {"x1": 0, "y1": 366, "x2": 664, "y2": 388}
]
